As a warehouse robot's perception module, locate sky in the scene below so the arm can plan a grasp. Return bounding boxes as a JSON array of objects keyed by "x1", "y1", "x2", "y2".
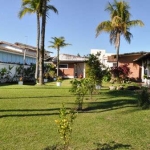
[{"x1": 0, "y1": 0, "x2": 149, "y2": 57}]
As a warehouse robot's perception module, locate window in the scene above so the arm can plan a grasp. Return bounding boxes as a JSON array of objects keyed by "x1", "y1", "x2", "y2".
[
  {"x1": 59, "y1": 64, "x2": 68, "y2": 69},
  {"x1": 113, "y1": 63, "x2": 117, "y2": 67},
  {"x1": 144, "y1": 69, "x2": 148, "y2": 75}
]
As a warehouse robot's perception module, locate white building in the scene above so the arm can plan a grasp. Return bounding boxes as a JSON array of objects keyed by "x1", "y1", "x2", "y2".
[
  {"x1": 0, "y1": 41, "x2": 51, "y2": 83},
  {"x1": 91, "y1": 49, "x2": 115, "y2": 68}
]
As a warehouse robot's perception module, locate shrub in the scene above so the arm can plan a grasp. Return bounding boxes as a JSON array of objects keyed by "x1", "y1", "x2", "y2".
[
  {"x1": 110, "y1": 64, "x2": 131, "y2": 83},
  {"x1": 55, "y1": 104, "x2": 77, "y2": 150},
  {"x1": 102, "y1": 68, "x2": 111, "y2": 82},
  {"x1": 137, "y1": 87, "x2": 150, "y2": 109},
  {"x1": 84, "y1": 78, "x2": 96, "y2": 100},
  {"x1": 70, "y1": 79, "x2": 88, "y2": 110},
  {"x1": 85, "y1": 54, "x2": 103, "y2": 84}
]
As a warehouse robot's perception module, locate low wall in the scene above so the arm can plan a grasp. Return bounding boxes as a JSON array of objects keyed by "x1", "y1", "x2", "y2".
[{"x1": 0, "y1": 63, "x2": 33, "y2": 83}]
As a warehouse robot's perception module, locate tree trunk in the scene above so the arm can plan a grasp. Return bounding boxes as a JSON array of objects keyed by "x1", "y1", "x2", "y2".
[
  {"x1": 115, "y1": 32, "x2": 121, "y2": 79},
  {"x1": 39, "y1": 0, "x2": 47, "y2": 85},
  {"x1": 77, "y1": 102, "x2": 82, "y2": 111},
  {"x1": 57, "y1": 48, "x2": 60, "y2": 76},
  {"x1": 116, "y1": 32, "x2": 120, "y2": 68},
  {"x1": 35, "y1": 13, "x2": 40, "y2": 83}
]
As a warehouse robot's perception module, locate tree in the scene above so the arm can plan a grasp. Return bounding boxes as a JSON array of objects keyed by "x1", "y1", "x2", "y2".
[
  {"x1": 70, "y1": 79, "x2": 88, "y2": 110},
  {"x1": 48, "y1": 37, "x2": 71, "y2": 76},
  {"x1": 96, "y1": 0, "x2": 144, "y2": 67},
  {"x1": 86, "y1": 54, "x2": 104, "y2": 85},
  {"x1": 19, "y1": 0, "x2": 58, "y2": 84}
]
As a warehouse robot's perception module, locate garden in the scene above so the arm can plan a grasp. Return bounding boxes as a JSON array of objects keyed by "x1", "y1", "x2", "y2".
[{"x1": 0, "y1": 78, "x2": 149, "y2": 150}]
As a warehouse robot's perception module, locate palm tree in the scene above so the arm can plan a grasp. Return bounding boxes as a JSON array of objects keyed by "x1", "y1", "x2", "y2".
[
  {"x1": 19, "y1": 0, "x2": 58, "y2": 84},
  {"x1": 96, "y1": 0, "x2": 144, "y2": 67},
  {"x1": 48, "y1": 37, "x2": 71, "y2": 76}
]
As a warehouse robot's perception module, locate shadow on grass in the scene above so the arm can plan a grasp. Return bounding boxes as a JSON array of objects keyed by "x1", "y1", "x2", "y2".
[
  {"x1": 43, "y1": 144, "x2": 66, "y2": 150},
  {"x1": 0, "y1": 83, "x2": 71, "y2": 89},
  {"x1": 105, "y1": 90, "x2": 137, "y2": 97},
  {"x1": 0, "y1": 108, "x2": 61, "y2": 112},
  {"x1": 94, "y1": 141, "x2": 132, "y2": 150},
  {"x1": 0, "y1": 108, "x2": 70, "y2": 118},
  {"x1": 0, "y1": 95, "x2": 75, "y2": 99},
  {"x1": 0, "y1": 112, "x2": 59, "y2": 118},
  {"x1": 81, "y1": 90, "x2": 138, "y2": 112},
  {"x1": 82, "y1": 99, "x2": 137, "y2": 113},
  {"x1": 43, "y1": 141, "x2": 132, "y2": 150}
]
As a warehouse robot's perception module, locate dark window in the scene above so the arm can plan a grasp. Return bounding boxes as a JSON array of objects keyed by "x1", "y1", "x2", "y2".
[{"x1": 59, "y1": 64, "x2": 68, "y2": 69}]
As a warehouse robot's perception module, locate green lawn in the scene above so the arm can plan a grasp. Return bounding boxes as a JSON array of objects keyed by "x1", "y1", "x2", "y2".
[{"x1": 0, "y1": 80, "x2": 149, "y2": 150}]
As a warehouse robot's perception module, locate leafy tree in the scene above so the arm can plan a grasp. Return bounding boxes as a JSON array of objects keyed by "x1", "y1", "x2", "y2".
[
  {"x1": 86, "y1": 54, "x2": 103, "y2": 85},
  {"x1": 85, "y1": 78, "x2": 96, "y2": 100},
  {"x1": 96, "y1": 0, "x2": 144, "y2": 67},
  {"x1": 70, "y1": 79, "x2": 88, "y2": 110},
  {"x1": 77, "y1": 53, "x2": 80, "y2": 57},
  {"x1": 48, "y1": 37, "x2": 71, "y2": 76},
  {"x1": 19, "y1": 0, "x2": 58, "y2": 84}
]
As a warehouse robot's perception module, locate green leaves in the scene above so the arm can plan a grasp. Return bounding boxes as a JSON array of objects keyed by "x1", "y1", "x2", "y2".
[
  {"x1": 86, "y1": 54, "x2": 103, "y2": 85},
  {"x1": 96, "y1": 0, "x2": 144, "y2": 67},
  {"x1": 70, "y1": 79, "x2": 88, "y2": 110},
  {"x1": 55, "y1": 104, "x2": 77, "y2": 148}
]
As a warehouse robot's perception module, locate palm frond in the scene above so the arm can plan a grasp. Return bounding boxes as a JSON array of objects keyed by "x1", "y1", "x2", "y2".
[
  {"x1": 46, "y1": 5, "x2": 58, "y2": 14},
  {"x1": 96, "y1": 21, "x2": 112, "y2": 37},
  {"x1": 48, "y1": 37, "x2": 71, "y2": 50},
  {"x1": 127, "y1": 20, "x2": 144, "y2": 27},
  {"x1": 18, "y1": 7, "x2": 35, "y2": 18},
  {"x1": 123, "y1": 31, "x2": 133, "y2": 43}
]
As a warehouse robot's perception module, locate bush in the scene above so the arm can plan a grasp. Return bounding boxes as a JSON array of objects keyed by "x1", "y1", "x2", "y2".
[
  {"x1": 55, "y1": 104, "x2": 77, "y2": 150},
  {"x1": 85, "y1": 54, "x2": 103, "y2": 84},
  {"x1": 110, "y1": 64, "x2": 131, "y2": 81},
  {"x1": 102, "y1": 68, "x2": 111, "y2": 82},
  {"x1": 70, "y1": 79, "x2": 88, "y2": 110},
  {"x1": 137, "y1": 87, "x2": 150, "y2": 109}
]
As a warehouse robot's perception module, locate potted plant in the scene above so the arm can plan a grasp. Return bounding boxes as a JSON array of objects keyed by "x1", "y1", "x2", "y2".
[
  {"x1": 56, "y1": 76, "x2": 62, "y2": 86},
  {"x1": 44, "y1": 72, "x2": 49, "y2": 82},
  {"x1": 95, "y1": 80, "x2": 101, "y2": 90},
  {"x1": 49, "y1": 70, "x2": 56, "y2": 81},
  {"x1": 18, "y1": 76, "x2": 23, "y2": 85},
  {"x1": 109, "y1": 84, "x2": 116, "y2": 90}
]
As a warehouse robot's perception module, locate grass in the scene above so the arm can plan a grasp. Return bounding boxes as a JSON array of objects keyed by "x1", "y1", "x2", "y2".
[{"x1": 0, "y1": 79, "x2": 149, "y2": 150}]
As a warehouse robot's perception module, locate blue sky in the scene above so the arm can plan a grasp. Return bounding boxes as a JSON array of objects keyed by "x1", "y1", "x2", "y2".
[{"x1": 0, "y1": 0, "x2": 149, "y2": 56}]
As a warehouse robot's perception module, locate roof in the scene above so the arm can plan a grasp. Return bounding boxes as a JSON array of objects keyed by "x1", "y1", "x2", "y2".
[
  {"x1": 0, "y1": 41, "x2": 24, "y2": 50},
  {"x1": 107, "y1": 51, "x2": 148, "y2": 62},
  {"x1": 52, "y1": 54, "x2": 87, "y2": 62},
  {"x1": 107, "y1": 56, "x2": 117, "y2": 62},
  {"x1": 133, "y1": 52, "x2": 150, "y2": 62},
  {"x1": 15, "y1": 42, "x2": 36, "y2": 51},
  {"x1": 0, "y1": 41, "x2": 52, "y2": 59},
  {"x1": 15, "y1": 42, "x2": 53, "y2": 53},
  {"x1": 110, "y1": 51, "x2": 147, "y2": 57},
  {"x1": 0, "y1": 41, "x2": 36, "y2": 57}
]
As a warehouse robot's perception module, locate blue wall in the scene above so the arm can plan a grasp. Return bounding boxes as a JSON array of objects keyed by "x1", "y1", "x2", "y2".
[{"x1": 0, "y1": 51, "x2": 36, "y2": 65}]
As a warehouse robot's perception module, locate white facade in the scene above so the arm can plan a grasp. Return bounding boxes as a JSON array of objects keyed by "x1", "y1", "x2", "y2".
[{"x1": 91, "y1": 49, "x2": 115, "y2": 68}]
